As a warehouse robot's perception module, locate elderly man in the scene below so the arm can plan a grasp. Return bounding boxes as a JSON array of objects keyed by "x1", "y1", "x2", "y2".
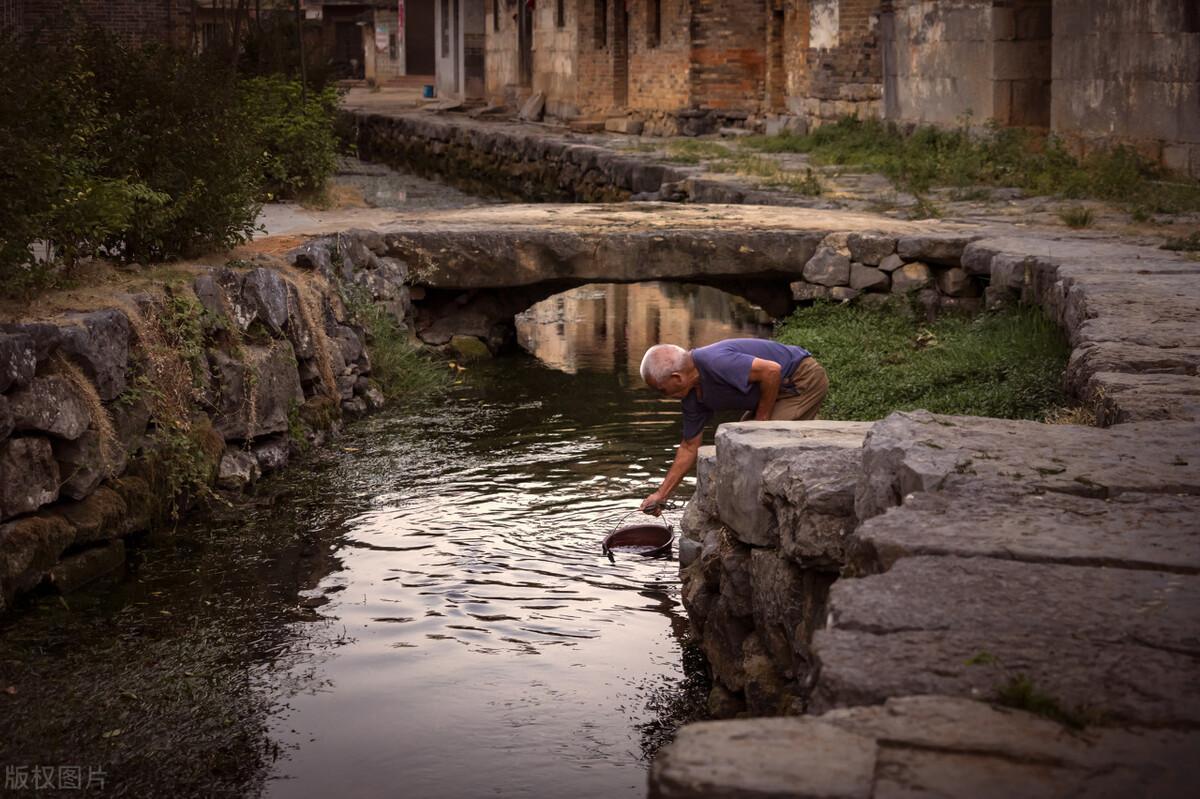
[{"x1": 638, "y1": 338, "x2": 828, "y2": 515}]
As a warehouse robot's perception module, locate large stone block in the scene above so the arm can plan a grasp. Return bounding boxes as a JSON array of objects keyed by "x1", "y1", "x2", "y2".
[
  {"x1": 0, "y1": 512, "x2": 74, "y2": 608},
  {"x1": 57, "y1": 486, "x2": 129, "y2": 546},
  {"x1": 650, "y1": 696, "x2": 1200, "y2": 799},
  {"x1": 52, "y1": 429, "x2": 125, "y2": 501},
  {"x1": 58, "y1": 309, "x2": 130, "y2": 401},
  {"x1": 846, "y1": 234, "x2": 896, "y2": 266},
  {"x1": 1086, "y1": 371, "x2": 1200, "y2": 425},
  {"x1": 714, "y1": 422, "x2": 871, "y2": 548},
  {"x1": 849, "y1": 263, "x2": 889, "y2": 292},
  {"x1": 851, "y1": 487, "x2": 1200, "y2": 576},
  {"x1": 241, "y1": 267, "x2": 291, "y2": 336},
  {"x1": 896, "y1": 235, "x2": 973, "y2": 266},
  {"x1": 7, "y1": 375, "x2": 91, "y2": 440},
  {"x1": 814, "y1": 557, "x2": 1200, "y2": 727},
  {"x1": 890, "y1": 261, "x2": 932, "y2": 293},
  {"x1": 0, "y1": 437, "x2": 59, "y2": 520},
  {"x1": 802, "y1": 248, "x2": 851, "y2": 287},
  {"x1": 762, "y1": 447, "x2": 862, "y2": 566},
  {"x1": 209, "y1": 340, "x2": 305, "y2": 442},
  {"x1": 855, "y1": 411, "x2": 1200, "y2": 521},
  {"x1": 48, "y1": 540, "x2": 126, "y2": 594},
  {"x1": 0, "y1": 332, "x2": 36, "y2": 393}
]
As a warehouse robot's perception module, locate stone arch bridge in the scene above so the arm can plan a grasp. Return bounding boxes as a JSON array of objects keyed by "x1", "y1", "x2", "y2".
[{"x1": 296, "y1": 204, "x2": 970, "y2": 352}]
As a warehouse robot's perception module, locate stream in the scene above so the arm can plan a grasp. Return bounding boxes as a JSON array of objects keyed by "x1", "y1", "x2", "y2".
[{"x1": 0, "y1": 282, "x2": 770, "y2": 798}]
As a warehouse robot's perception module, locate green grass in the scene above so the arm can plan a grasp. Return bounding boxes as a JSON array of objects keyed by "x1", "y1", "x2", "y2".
[
  {"x1": 663, "y1": 139, "x2": 732, "y2": 164},
  {"x1": 1058, "y1": 206, "x2": 1095, "y2": 228},
  {"x1": 340, "y1": 284, "x2": 448, "y2": 399},
  {"x1": 774, "y1": 300, "x2": 1070, "y2": 421},
  {"x1": 742, "y1": 116, "x2": 1200, "y2": 213},
  {"x1": 708, "y1": 152, "x2": 823, "y2": 195},
  {"x1": 1161, "y1": 231, "x2": 1200, "y2": 251},
  {"x1": 992, "y1": 674, "x2": 1095, "y2": 730}
]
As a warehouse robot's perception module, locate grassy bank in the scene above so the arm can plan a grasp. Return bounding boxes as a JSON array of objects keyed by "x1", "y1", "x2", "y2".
[
  {"x1": 742, "y1": 117, "x2": 1200, "y2": 215},
  {"x1": 775, "y1": 300, "x2": 1071, "y2": 421}
]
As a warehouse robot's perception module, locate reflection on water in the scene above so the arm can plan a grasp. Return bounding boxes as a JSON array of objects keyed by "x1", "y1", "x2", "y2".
[
  {"x1": 0, "y1": 282, "x2": 772, "y2": 799},
  {"x1": 516, "y1": 282, "x2": 773, "y2": 377}
]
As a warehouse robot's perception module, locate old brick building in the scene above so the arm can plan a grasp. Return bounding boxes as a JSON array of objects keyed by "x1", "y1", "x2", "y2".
[{"x1": 482, "y1": 0, "x2": 1197, "y2": 175}]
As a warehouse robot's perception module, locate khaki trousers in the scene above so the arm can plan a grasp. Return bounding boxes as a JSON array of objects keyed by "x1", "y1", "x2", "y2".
[{"x1": 742, "y1": 357, "x2": 829, "y2": 422}]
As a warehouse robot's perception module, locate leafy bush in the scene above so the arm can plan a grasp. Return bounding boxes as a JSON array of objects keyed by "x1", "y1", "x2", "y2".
[
  {"x1": 774, "y1": 300, "x2": 1070, "y2": 421},
  {"x1": 83, "y1": 41, "x2": 264, "y2": 262},
  {"x1": 243, "y1": 76, "x2": 340, "y2": 200},
  {"x1": 0, "y1": 20, "x2": 340, "y2": 295}
]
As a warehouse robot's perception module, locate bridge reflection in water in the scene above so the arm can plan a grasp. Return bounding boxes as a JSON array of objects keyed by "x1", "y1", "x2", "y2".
[{"x1": 516, "y1": 282, "x2": 774, "y2": 376}]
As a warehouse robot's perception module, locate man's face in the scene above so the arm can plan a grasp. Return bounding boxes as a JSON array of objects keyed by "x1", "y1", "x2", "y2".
[{"x1": 650, "y1": 371, "x2": 689, "y2": 400}]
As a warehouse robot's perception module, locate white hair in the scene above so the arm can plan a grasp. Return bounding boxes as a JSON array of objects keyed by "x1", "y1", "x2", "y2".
[{"x1": 640, "y1": 344, "x2": 688, "y2": 385}]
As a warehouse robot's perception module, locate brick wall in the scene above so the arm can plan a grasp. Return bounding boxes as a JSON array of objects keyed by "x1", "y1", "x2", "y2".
[
  {"x1": 627, "y1": 0, "x2": 691, "y2": 113},
  {"x1": 689, "y1": 0, "x2": 767, "y2": 112},
  {"x1": 20, "y1": 0, "x2": 190, "y2": 45},
  {"x1": 576, "y1": 0, "x2": 617, "y2": 113},
  {"x1": 785, "y1": 0, "x2": 883, "y2": 126}
]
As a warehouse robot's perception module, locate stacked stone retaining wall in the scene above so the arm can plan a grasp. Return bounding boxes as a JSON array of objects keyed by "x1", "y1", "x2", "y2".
[
  {"x1": 345, "y1": 110, "x2": 829, "y2": 207},
  {"x1": 658, "y1": 232, "x2": 1200, "y2": 794},
  {"x1": 0, "y1": 236, "x2": 414, "y2": 613}
]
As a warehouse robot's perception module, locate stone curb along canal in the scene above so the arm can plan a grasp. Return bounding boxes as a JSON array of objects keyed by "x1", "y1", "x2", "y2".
[{"x1": 651, "y1": 231, "x2": 1200, "y2": 794}]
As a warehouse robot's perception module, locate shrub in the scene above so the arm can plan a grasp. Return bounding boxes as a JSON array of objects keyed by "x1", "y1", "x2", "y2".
[
  {"x1": 1, "y1": 20, "x2": 340, "y2": 295},
  {"x1": 83, "y1": 42, "x2": 263, "y2": 262},
  {"x1": 243, "y1": 76, "x2": 341, "y2": 201}
]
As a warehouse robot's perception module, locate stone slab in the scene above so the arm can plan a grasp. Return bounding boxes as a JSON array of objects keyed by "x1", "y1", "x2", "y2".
[
  {"x1": 855, "y1": 411, "x2": 1200, "y2": 521},
  {"x1": 1087, "y1": 370, "x2": 1200, "y2": 424},
  {"x1": 814, "y1": 556, "x2": 1200, "y2": 726},
  {"x1": 649, "y1": 695, "x2": 1200, "y2": 799},
  {"x1": 649, "y1": 716, "x2": 876, "y2": 799},
  {"x1": 851, "y1": 488, "x2": 1200, "y2": 574},
  {"x1": 714, "y1": 422, "x2": 871, "y2": 547}
]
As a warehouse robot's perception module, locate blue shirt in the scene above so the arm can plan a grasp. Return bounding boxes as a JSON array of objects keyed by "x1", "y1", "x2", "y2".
[{"x1": 681, "y1": 339, "x2": 811, "y2": 440}]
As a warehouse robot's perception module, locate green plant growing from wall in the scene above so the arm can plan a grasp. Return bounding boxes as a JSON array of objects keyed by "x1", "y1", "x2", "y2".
[{"x1": 338, "y1": 281, "x2": 447, "y2": 399}]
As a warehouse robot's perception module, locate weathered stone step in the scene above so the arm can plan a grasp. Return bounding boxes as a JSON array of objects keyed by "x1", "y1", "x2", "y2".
[
  {"x1": 851, "y1": 488, "x2": 1200, "y2": 575},
  {"x1": 649, "y1": 696, "x2": 1199, "y2": 798},
  {"x1": 856, "y1": 411, "x2": 1200, "y2": 522},
  {"x1": 813, "y1": 556, "x2": 1200, "y2": 726},
  {"x1": 713, "y1": 421, "x2": 871, "y2": 553}
]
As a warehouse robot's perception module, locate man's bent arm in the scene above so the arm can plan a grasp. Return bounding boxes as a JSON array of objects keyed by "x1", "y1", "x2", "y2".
[
  {"x1": 641, "y1": 433, "x2": 703, "y2": 513},
  {"x1": 749, "y1": 357, "x2": 782, "y2": 421}
]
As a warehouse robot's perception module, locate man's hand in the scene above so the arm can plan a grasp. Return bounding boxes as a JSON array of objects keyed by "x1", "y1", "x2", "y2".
[{"x1": 640, "y1": 491, "x2": 667, "y2": 516}]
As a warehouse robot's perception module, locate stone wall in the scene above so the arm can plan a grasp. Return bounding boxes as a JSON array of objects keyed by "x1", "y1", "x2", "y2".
[
  {"x1": 786, "y1": 230, "x2": 985, "y2": 314},
  {"x1": 0, "y1": 238, "x2": 413, "y2": 614},
  {"x1": 883, "y1": 0, "x2": 1001, "y2": 127},
  {"x1": 784, "y1": 0, "x2": 884, "y2": 128},
  {"x1": 1052, "y1": 0, "x2": 1200, "y2": 177}
]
